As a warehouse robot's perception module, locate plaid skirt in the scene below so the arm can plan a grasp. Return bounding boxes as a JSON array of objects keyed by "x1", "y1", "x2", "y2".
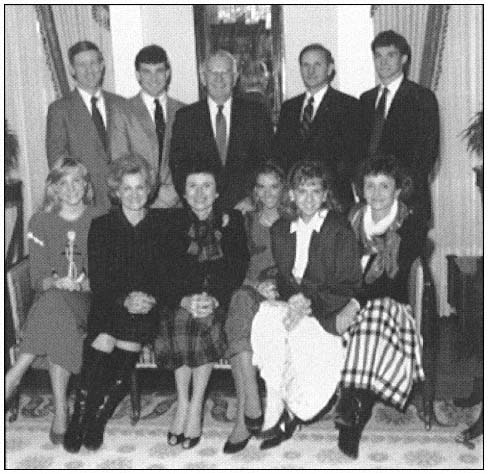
[
  {"x1": 155, "y1": 306, "x2": 226, "y2": 370},
  {"x1": 340, "y1": 297, "x2": 424, "y2": 410}
]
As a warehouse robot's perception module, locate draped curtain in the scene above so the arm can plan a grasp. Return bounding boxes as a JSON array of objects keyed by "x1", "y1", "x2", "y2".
[
  {"x1": 372, "y1": 5, "x2": 483, "y2": 316},
  {"x1": 50, "y1": 5, "x2": 115, "y2": 92},
  {"x1": 5, "y1": 5, "x2": 55, "y2": 243}
]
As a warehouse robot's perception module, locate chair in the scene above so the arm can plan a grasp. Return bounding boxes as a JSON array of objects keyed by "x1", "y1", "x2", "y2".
[
  {"x1": 408, "y1": 257, "x2": 436, "y2": 430},
  {"x1": 6, "y1": 257, "x2": 37, "y2": 421}
]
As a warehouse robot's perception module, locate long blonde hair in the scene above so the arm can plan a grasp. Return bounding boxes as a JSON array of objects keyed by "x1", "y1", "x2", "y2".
[{"x1": 41, "y1": 156, "x2": 94, "y2": 213}]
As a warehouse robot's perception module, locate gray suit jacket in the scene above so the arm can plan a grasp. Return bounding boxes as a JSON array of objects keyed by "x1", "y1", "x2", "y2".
[
  {"x1": 46, "y1": 88, "x2": 127, "y2": 211},
  {"x1": 111, "y1": 93, "x2": 186, "y2": 207}
]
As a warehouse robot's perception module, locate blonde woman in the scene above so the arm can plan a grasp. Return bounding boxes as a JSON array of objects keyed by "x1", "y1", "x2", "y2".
[{"x1": 6, "y1": 156, "x2": 100, "y2": 444}]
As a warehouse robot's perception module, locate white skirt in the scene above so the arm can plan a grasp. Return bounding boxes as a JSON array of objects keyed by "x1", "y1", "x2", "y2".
[{"x1": 251, "y1": 300, "x2": 345, "y2": 421}]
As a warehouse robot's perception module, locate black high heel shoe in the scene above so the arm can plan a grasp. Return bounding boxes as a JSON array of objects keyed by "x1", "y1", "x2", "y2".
[
  {"x1": 182, "y1": 435, "x2": 201, "y2": 450},
  {"x1": 244, "y1": 413, "x2": 264, "y2": 435},
  {"x1": 223, "y1": 435, "x2": 251, "y2": 454},
  {"x1": 260, "y1": 411, "x2": 299, "y2": 450},
  {"x1": 167, "y1": 432, "x2": 185, "y2": 446}
]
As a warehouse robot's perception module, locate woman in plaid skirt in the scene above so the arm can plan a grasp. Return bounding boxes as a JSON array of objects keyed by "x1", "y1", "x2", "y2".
[
  {"x1": 335, "y1": 155, "x2": 425, "y2": 458},
  {"x1": 156, "y1": 163, "x2": 249, "y2": 450}
]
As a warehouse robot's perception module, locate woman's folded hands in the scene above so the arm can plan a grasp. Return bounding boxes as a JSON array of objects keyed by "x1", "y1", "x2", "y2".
[
  {"x1": 181, "y1": 292, "x2": 219, "y2": 319},
  {"x1": 283, "y1": 293, "x2": 312, "y2": 331},
  {"x1": 124, "y1": 291, "x2": 156, "y2": 314}
]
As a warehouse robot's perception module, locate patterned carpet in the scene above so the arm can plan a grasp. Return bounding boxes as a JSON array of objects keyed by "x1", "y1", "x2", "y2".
[{"x1": 5, "y1": 391, "x2": 483, "y2": 469}]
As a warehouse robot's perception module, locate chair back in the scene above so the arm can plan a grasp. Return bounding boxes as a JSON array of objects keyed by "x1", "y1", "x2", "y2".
[
  {"x1": 408, "y1": 257, "x2": 424, "y2": 331},
  {"x1": 6, "y1": 258, "x2": 34, "y2": 341},
  {"x1": 6, "y1": 257, "x2": 47, "y2": 369}
]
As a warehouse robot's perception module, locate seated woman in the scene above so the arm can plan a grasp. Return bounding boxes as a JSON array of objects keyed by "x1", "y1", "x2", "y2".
[
  {"x1": 63, "y1": 154, "x2": 173, "y2": 453},
  {"x1": 335, "y1": 154, "x2": 425, "y2": 459},
  {"x1": 250, "y1": 160, "x2": 363, "y2": 450},
  {"x1": 223, "y1": 162, "x2": 287, "y2": 454},
  {"x1": 5, "y1": 156, "x2": 100, "y2": 444},
  {"x1": 156, "y1": 164, "x2": 249, "y2": 450}
]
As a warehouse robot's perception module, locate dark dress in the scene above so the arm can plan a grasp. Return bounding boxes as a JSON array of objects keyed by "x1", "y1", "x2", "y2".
[
  {"x1": 86, "y1": 207, "x2": 174, "y2": 344},
  {"x1": 156, "y1": 208, "x2": 249, "y2": 369},
  {"x1": 19, "y1": 207, "x2": 100, "y2": 374}
]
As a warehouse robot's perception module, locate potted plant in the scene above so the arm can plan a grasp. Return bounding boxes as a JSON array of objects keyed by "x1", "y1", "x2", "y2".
[
  {"x1": 461, "y1": 111, "x2": 483, "y2": 198},
  {"x1": 5, "y1": 119, "x2": 19, "y2": 183}
]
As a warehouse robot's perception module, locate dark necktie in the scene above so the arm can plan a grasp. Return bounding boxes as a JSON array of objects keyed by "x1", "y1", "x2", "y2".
[
  {"x1": 301, "y1": 96, "x2": 314, "y2": 139},
  {"x1": 154, "y1": 98, "x2": 166, "y2": 176},
  {"x1": 216, "y1": 105, "x2": 227, "y2": 165},
  {"x1": 90, "y1": 96, "x2": 107, "y2": 151},
  {"x1": 368, "y1": 87, "x2": 389, "y2": 155}
]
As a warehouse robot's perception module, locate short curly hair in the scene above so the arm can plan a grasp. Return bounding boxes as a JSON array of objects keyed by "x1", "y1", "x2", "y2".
[
  {"x1": 107, "y1": 154, "x2": 157, "y2": 204},
  {"x1": 355, "y1": 154, "x2": 413, "y2": 203},
  {"x1": 287, "y1": 160, "x2": 342, "y2": 214}
]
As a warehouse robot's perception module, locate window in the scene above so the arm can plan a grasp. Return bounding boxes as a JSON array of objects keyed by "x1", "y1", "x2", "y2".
[{"x1": 193, "y1": 5, "x2": 283, "y2": 125}]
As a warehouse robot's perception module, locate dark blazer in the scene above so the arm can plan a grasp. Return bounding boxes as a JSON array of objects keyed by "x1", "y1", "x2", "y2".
[
  {"x1": 46, "y1": 89, "x2": 127, "y2": 211},
  {"x1": 87, "y1": 208, "x2": 175, "y2": 339},
  {"x1": 111, "y1": 93, "x2": 186, "y2": 207},
  {"x1": 273, "y1": 87, "x2": 364, "y2": 208},
  {"x1": 169, "y1": 97, "x2": 273, "y2": 210},
  {"x1": 271, "y1": 211, "x2": 362, "y2": 336},
  {"x1": 360, "y1": 79, "x2": 440, "y2": 221},
  {"x1": 166, "y1": 208, "x2": 250, "y2": 312}
]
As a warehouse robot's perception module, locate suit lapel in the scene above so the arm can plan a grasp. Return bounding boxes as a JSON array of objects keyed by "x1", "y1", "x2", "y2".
[
  {"x1": 132, "y1": 93, "x2": 158, "y2": 142},
  {"x1": 302, "y1": 212, "x2": 333, "y2": 281},
  {"x1": 226, "y1": 98, "x2": 243, "y2": 168},
  {"x1": 386, "y1": 79, "x2": 409, "y2": 120}
]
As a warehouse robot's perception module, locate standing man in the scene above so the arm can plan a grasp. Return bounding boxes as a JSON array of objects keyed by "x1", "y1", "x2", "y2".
[
  {"x1": 273, "y1": 44, "x2": 363, "y2": 210},
  {"x1": 169, "y1": 50, "x2": 273, "y2": 210},
  {"x1": 360, "y1": 30, "x2": 440, "y2": 225},
  {"x1": 46, "y1": 41, "x2": 126, "y2": 211},
  {"x1": 111, "y1": 45, "x2": 186, "y2": 208}
]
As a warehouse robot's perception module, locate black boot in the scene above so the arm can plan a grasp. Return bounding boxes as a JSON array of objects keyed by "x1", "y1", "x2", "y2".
[
  {"x1": 83, "y1": 348, "x2": 139, "y2": 451},
  {"x1": 63, "y1": 345, "x2": 110, "y2": 454},
  {"x1": 336, "y1": 389, "x2": 375, "y2": 459},
  {"x1": 335, "y1": 389, "x2": 360, "y2": 427}
]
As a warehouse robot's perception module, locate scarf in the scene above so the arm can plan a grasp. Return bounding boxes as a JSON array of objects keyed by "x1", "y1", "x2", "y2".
[
  {"x1": 350, "y1": 200, "x2": 409, "y2": 285},
  {"x1": 187, "y1": 210, "x2": 225, "y2": 263}
]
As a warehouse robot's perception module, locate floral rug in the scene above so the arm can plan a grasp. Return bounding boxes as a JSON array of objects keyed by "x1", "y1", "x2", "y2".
[{"x1": 5, "y1": 391, "x2": 483, "y2": 469}]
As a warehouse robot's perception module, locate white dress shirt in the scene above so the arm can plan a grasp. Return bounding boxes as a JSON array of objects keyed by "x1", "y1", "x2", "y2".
[
  {"x1": 208, "y1": 97, "x2": 231, "y2": 145},
  {"x1": 141, "y1": 90, "x2": 167, "y2": 122},
  {"x1": 301, "y1": 84, "x2": 329, "y2": 121},
  {"x1": 77, "y1": 87, "x2": 107, "y2": 127},
  {"x1": 290, "y1": 209, "x2": 328, "y2": 282},
  {"x1": 376, "y1": 73, "x2": 403, "y2": 117}
]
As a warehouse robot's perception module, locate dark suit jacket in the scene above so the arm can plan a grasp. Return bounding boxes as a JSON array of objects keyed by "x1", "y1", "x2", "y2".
[
  {"x1": 111, "y1": 93, "x2": 186, "y2": 207},
  {"x1": 271, "y1": 211, "x2": 362, "y2": 336},
  {"x1": 46, "y1": 89, "x2": 127, "y2": 211},
  {"x1": 169, "y1": 96, "x2": 273, "y2": 210},
  {"x1": 273, "y1": 87, "x2": 363, "y2": 208},
  {"x1": 360, "y1": 79, "x2": 440, "y2": 220}
]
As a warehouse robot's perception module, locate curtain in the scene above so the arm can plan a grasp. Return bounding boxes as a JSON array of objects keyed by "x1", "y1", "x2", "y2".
[
  {"x1": 35, "y1": 5, "x2": 70, "y2": 98},
  {"x1": 5, "y1": 6, "x2": 55, "y2": 237},
  {"x1": 418, "y1": 6, "x2": 450, "y2": 91},
  {"x1": 51, "y1": 5, "x2": 115, "y2": 92},
  {"x1": 372, "y1": 5, "x2": 429, "y2": 81},
  {"x1": 429, "y1": 5, "x2": 483, "y2": 317}
]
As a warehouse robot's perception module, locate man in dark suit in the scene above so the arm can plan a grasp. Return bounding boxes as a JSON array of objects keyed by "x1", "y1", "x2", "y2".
[
  {"x1": 46, "y1": 41, "x2": 126, "y2": 211},
  {"x1": 111, "y1": 45, "x2": 185, "y2": 208},
  {"x1": 273, "y1": 44, "x2": 363, "y2": 210},
  {"x1": 360, "y1": 30, "x2": 439, "y2": 225},
  {"x1": 169, "y1": 50, "x2": 273, "y2": 210}
]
